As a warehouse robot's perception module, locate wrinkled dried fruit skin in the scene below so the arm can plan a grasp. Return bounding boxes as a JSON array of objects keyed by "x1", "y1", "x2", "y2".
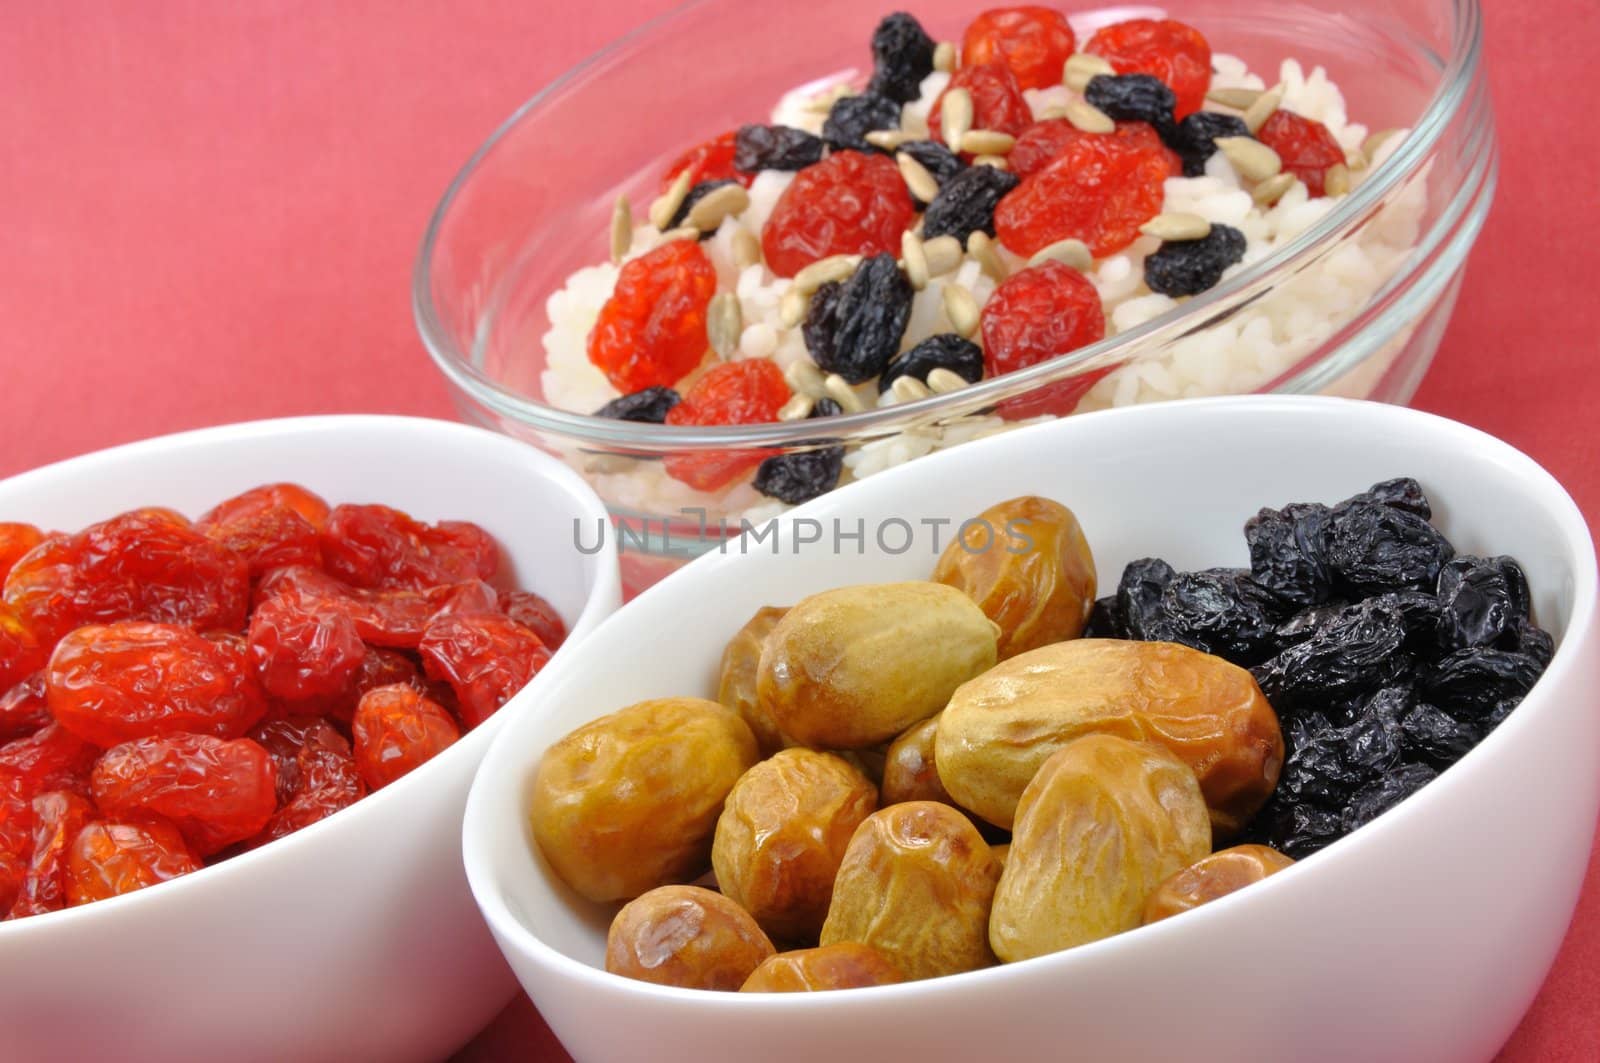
[
  {"x1": 663, "y1": 360, "x2": 791, "y2": 491},
  {"x1": 990, "y1": 735, "x2": 1210, "y2": 960},
  {"x1": 961, "y1": 6, "x2": 1075, "y2": 90},
  {"x1": 1246, "y1": 502, "x2": 1336, "y2": 609},
  {"x1": 91, "y1": 733, "x2": 276, "y2": 855},
  {"x1": 0, "y1": 523, "x2": 45, "y2": 585},
  {"x1": 933, "y1": 495, "x2": 1097, "y2": 659},
  {"x1": 758, "y1": 582, "x2": 999, "y2": 749},
  {"x1": 0, "y1": 673, "x2": 50, "y2": 743},
  {"x1": 1141, "y1": 843, "x2": 1294, "y2": 924},
  {"x1": 4, "y1": 512, "x2": 249, "y2": 647},
  {"x1": 352, "y1": 684, "x2": 460, "y2": 790},
  {"x1": 802, "y1": 254, "x2": 913, "y2": 384},
  {"x1": 1084, "y1": 74, "x2": 1176, "y2": 136},
  {"x1": 881, "y1": 715, "x2": 955, "y2": 807},
  {"x1": 595, "y1": 386, "x2": 681, "y2": 424},
  {"x1": 1252, "y1": 598, "x2": 1410, "y2": 711},
  {"x1": 499, "y1": 590, "x2": 568, "y2": 651},
  {"x1": 1327, "y1": 500, "x2": 1454, "y2": 597},
  {"x1": 879, "y1": 333, "x2": 984, "y2": 394},
  {"x1": 1256, "y1": 109, "x2": 1345, "y2": 196},
  {"x1": 734, "y1": 124, "x2": 826, "y2": 173},
  {"x1": 1421, "y1": 648, "x2": 1542, "y2": 718},
  {"x1": 320, "y1": 504, "x2": 499, "y2": 592},
  {"x1": 0, "y1": 723, "x2": 98, "y2": 807},
  {"x1": 753, "y1": 444, "x2": 845, "y2": 506},
  {"x1": 1144, "y1": 568, "x2": 1281, "y2": 666},
  {"x1": 1171, "y1": 111, "x2": 1250, "y2": 176},
  {"x1": 1009, "y1": 119, "x2": 1175, "y2": 180},
  {"x1": 1085, "y1": 18, "x2": 1212, "y2": 119},
  {"x1": 662, "y1": 130, "x2": 751, "y2": 192},
  {"x1": 47, "y1": 623, "x2": 268, "y2": 748},
  {"x1": 938, "y1": 638, "x2": 1282, "y2": 834},
  {"x1": 1144, "y1": 224, "x2": 1247, "y2": 297},
  {"x1": 980, "y1": 262, "x2": 1109, "y2": 419},
  {"x1": 1436, "y1": 555, "x2": 1529, "y2": 652},
  {"x1": 740, "y1": 942, "x2": 905, "y2": 992},
  {"x1": 65, "y1": 816, "x2": 201, "y2": 906},
  {"x1": 866, "y1": 12, "x2": 935, "y2": 103},
  {"x1": 716, "y1": 606, "x2": 793, "y2": 755},
  {"x1": 256, "y1": 566, "x2": 436, "y2": 650},
  {"x1": 820, "y1": 801, "x2": 1000, "y2": 981},
  {"x1": 823, "y1": 93, "x2": 903, "y2": 153},
  {"x1": 712, "y1": 749, "x2": 877, "y2": 941},
  {"x1": 929, "y1": 63, "x2": 1033, "y2": 147},
  {"x1": 197, "y1": 483, "x2": 330, "y2": 582},
  {"x1": 762, "y1": 151, "x2": 915, "y2": 278},
  {"x1": 896, "y1": 139, "x2": 965, "y2": 189},
  {"x1": 0, "y1": 605, "x2": 47, "y2": 696},
  {"x1": 606, "y1": 885, "x2": 775, "y2": 990},
  {"x1": 0, "y1": 851, "x2": 20, "y2": 914},
  {"x1": 8, "y1": 790, "x2": 94, "y2": 918},
  {"x1": 921, "y1": 165, "x2": 1020, "y2": 244},
  {"x1": 248, "y1": 716, "x2": 366, "y2": 845},
  {"x1": 419, "y1": 611, "x2": 551, "y2": 727},
  {"x1": 247, "y1": 593, "x2": 366, "y2": 701},
  {"x1": 530, "y1": 697, "x2": 758, "y2": 903}
]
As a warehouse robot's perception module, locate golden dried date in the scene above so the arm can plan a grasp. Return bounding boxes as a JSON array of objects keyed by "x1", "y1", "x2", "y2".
[
  {"x1": 990, "y1": 734, "x2": 1211, "y2": 961},
  {"x1": 932, "y1": 495, "x2": 1096, "y2": 659},
  {"x1": 1142, "y1": 843, "x2": 1294, "y2": 924},
  {"x1": 606, "y1": 885, "x2": 776, "y2": 990},
  {"x1": 740, "y1": 942, "x2": 906, "y2": 992},
  {"x1": 530, "y1": 697, "x2": 758, "y2": 902},
  {"x1": 937, "y1": 638, "x2": 1282, "y2": 833},
  {"x1": 716, "y1": 605, "x2": 791, "y2": 756},
  {"x1": 881, "y1": 715, "x2": 955, "y2": 807}
]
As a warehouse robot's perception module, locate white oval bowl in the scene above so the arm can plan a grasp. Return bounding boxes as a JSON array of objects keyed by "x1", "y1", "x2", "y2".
[
  {"x1": 462, "y1": 396, "x2": 1598, "y2": 1063},
  {"x1": 0, "y1": 415, "x2": 621, "y2": 1063}
]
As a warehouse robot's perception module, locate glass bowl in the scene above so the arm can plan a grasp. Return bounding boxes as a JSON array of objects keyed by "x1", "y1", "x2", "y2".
[{"x1": 414, "y1": 0, "x2": 1494, "y2": 594}]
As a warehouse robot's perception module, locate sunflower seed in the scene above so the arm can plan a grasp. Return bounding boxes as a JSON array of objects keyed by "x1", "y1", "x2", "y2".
[
  {"x1": 793, "y1": 254, "x2": 860, "y2": 295},
  {"x1": 901, "y1": 230, "x2": 930, "y2": 291},
  {"x1": 1323, "y1": 162, "x2": 1351, "y2": 197},
  {"x1": 777, "y1": 394, "x2": 816, "y2": 421},
  {"x1": 922, "y1": 235, "x2": 963, "y2": 276},
  {"x1": 647, "y1": 168, "x2": 694, "y2": 230},
  {"x1": 943, "y1": 283, "x2": 980, "y2": 336},
  {"x1": 1037, "y1": 104, "x2": 1070, "y2": 121},
  {"x1": 866, "y1": 129, "x2": 915, "y2": 150},
  {"x1": 1216, "y1": 136, "x2": 1282, "y2": 181},
  {"x1": 707, "y1": 292, "x2": 742, "y2": 358},
  {"x1": 891, "y1": 375, "x2": 933, "y2": 403},
  {"x1": 925, "y1": 367, "x2": 971, "y2": 394},
  {"x1": 1345, "y1": 148, "x2": 1369, "y2": 172},
  {"x1": 1065, "y1": 97, "x2": 1115, "y2": 134},
  {"x1": 960, "y1": 129, "x2": 1016, "y2": 155},
  {"x1": 608, "y1": 195, "x2": 633, "y2": 264},
  {"x1": 1063, "y1": 52, "x2": 1114, "y2": 93},
  {"x1": 780, "y1": 287, "x2": 809, "y2": 329},
  {"x1": 972, "y1": 154, "x2": 1009, "y2": 169},
  {"x1": 1139, "y1": 212, "x2": 1212, "y2": 242},
  {"x1": 1025, "y1": 237, "x2": 1093, "y2": 271},
  {"x1": 823, "y1": 373, "x2": 865, "y2": 413},
  {"x1": 940, "y1": 87, "x2": 974, "y2": 148},
  {"x1": 1363, "y1": 128, "x2": 1402, "y2": 162},
  {"x1": 687, "y1": 184, "x2": 751, "y2": 232},
  {"x1": 733, "y1": 228, "x2": 762, "y2": 270},
  {"x1": 967, "y1": 231, "x2": 1007, "y2": 281},
  {"x1": 1242, "y1": 85, "x2": 1283, "y2": 134},
  {"x1": 896, "y1": 151, "x2": 941, "y2": 203},
  {"x1": 933, "y1": 40, "x2": 957, "y2": 72},
  {"x1": 657, "y1": 226, "x2": 700, "y2": 243},
  {"x1": 1250, "y1": 171, "x2": 1297, "y2": 206},
  {"x1": 1205, "y1": 86, "x2": 1260, "y2": 110},
  {"x1": 784, "y1": 359, "x2": 827, "y2": 398}
]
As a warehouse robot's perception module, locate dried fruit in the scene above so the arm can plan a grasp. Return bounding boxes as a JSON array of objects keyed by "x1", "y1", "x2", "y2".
[
  {"x1": 990, "y1": 735, "x2": 1210, "y2": 960},
  {"x1": 1170, "y1": 111, "x2": 1250, "y2": 177},
  {"x1": 1008, "y1": 119, "x2": 1177, "y2": 179},
  {"x1": 196, "y1": 483, "x2": 329, "y2": 582},
  {"x1": 752, "y1": 442, "x2": 845, "y2": 506},
  {"x1": 0, "y1": 606, "x2": 46, "y2": 695},
  {"x1": 65, "y1": 817, "x2": 201, "y2": 906},
  {"x1": 979, "y1": 261, "x2": 1108, "y2": 418},
  {"x1": 661, "y1": 130, "x2": 752, "y2": 191},
  {"x1": 0, "y1": 524, "x2": 45, "y2": 586},
  {"x1": 0, "y1": 673, "x2": 49, "y2": 743},
  {"x1": 1245, "y1": 502, "x2": 1336, "y2": 609},
  {"x1": 1256, "y1": 110, "x2": 1345, "y2": 196},
  {"x1": 820, "y1": 801, "x2": 1001, "y2": 980},
  {"x1": 930, "y1": 63, "x2": 1033, "y2": 148},
  {"x1": 757, "y1": 582, "x2": 999, "y2": 749},
  {"x1": 530, "y1": 697, "x2": 758, "y2": 903},
  {"x1": 921, "y1": 165, "x2": 1020, "y2": 244},
  {"x1": 960, "y1": 7, "x2": 1075, "y2": 90},
  {"x1": 1144, "y1": 568, "x2": 1282, "y2": 665},
  {"x1": 881, "y1": 715, "x2": 955, "y2": 806},
  {"x1": 1436, "y1": 555, "x2": 1530, "y2": 652},
  {"x1": 823, "y1": 93, "x2": 903, "y2": 153},
  {"x1": 587, "y1": 239, "x2": 717, "y2": 392},
  {"x1": 1339, "y1": 761, "x2": 1437, "y2": 834},
  {"x1": 762, "y1": 151, "x2": 915, "y2": 278},
  {"x1": 9, "y1": 790, "x2": 94, "y2": 917},
  {"x1": 801, "y1": 253, "x2": 913, "y2": 384},
  {"x1": 716, "y1": 606, "x2": 792, "y2": 755},
  {"x1": 1083, "y1": 74, "x2": 1177, "y2": 136},
  {"x1": 92, "y1": 733, "x2": 276, "y2": 855},
  {"x1": 734, "y1": 124, "x2": 826, "y2": 172},
  {"x1": 606, "y1": 885, "x2": 776, "y2": 990},
  {"x1": 1144, "y1": 223, "x2": 1247, "y2": 297},
  {"x1": 351, "y1": 684, "x2": 460, "y2": 790},
  {"x1": 1141, "y1": 843, "x2": 1293, "y2": 924},
  {"x1": 663, "y1": 360, "x2": 791, "y2": 491},
  {"x1": 1328, "y1": 500, "x2": 1455, "y2": 597},
  {"x1": 320, "y1": 504, "x2": 499, "y2": 592},
  {"x1": 1252, "y1": 598, "x2": 1411, "y2": 711},
  {"x1": 712, "y1": 748, "x2": 877, "y2": 940},
  {"x1": 46, "y1": 622, "x2": 268, "y2": 747},
  {"x1": 878, "y1": 333, "x2": 984, "y2": 394},
  {"x1": 1085, "y1": 18, "x2": 1212, "y2": 119},
  {"x1": 995, "y1": 123, "x2": 1169, "y2": 258},
  {"x1": 740, "y1": 942, "x2": 905, "y2": 991},
  {"x1": 594, "y1": 386, "x2": 681, "y2": 424},
  {"x1": 248, "y1": 716, "x2": 365, "y2": 843},
  {"x1": 0, "y1": 723, "x2": 96, "y2": 811},
  {"x1": 1397, "y1": 701, "x2": 1481, "y2": 766},
  {"x1": 897, "y1": 139, "x2": 965, "y2": 188},
  {"x1": 937, "y1": 638, "x2": 1282, "y2": 834},
  {"x1": 418, "y1": 611, "x2": 551, "y2": 727},
  {"x1": 247, "y1": 593, "x2": 367, "y2": 701},
  {"x1": 866, "y1": 12, "x2": 936, "y2": 103},
  {"x1": 499, "y1": 590, "x2": 568, "y2": 651},
  {"x1": 1421, "y1": 648, "x2": 1543, "y2": 718}
]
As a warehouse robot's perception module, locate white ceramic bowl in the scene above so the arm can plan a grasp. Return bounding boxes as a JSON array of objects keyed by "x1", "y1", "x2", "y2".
[
  {"x1": 0, "y1": 416, "x2": 620, "y2": 1063},
  {"x1": 462, "y1": 396, "x2": 1598, "y2": 1063}
]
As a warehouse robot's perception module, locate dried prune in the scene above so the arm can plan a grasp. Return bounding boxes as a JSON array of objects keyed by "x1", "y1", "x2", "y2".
[
  {"x1": 1083, "y1": 595, "x2": 1125, "y2": 639},
  {"x1": 1436, "y1": 555, "x2": 1530, "y2": 651},
  {"x1": 1340, "y1": 762, "x2": 1437, "y2": 834},
  {"x1": 91, "y1": 733, "x2": 277, "y2": 855},
  {"x1": 1275, "y1": 713, "x2": 1361, "y2": 807},
  {"x1": 1084, "y1": 73, "x2": 1176, "y2": 136},
  {"x1": 65, "y1": 817, "x2": 200, "y2": 905},
  {"x1": 823, "y1": 93, "x2": 903, "y2": 153},
  {"x1": 1376, "y1": 589, "x2": 1447, "y2": 651},
  {"x1": 801, "y1": 253, "x2": 912, "y2": 384},
  {"x1": 753, "y1": 443, "x2": 845, "y2": 505},
  {"x1": 1085, "y1": 18, "x2": 1212, "y2": 119},
  {"x1": 1515, "y1": 621, "x2": 1555, "y2": 668},
  {"x1": 1327, "y1": 500, "x2": 1454, "y2": 597},
  {"x1": 1245, "y1": 502, "x2": 1335, "y2": 609},
  {"x1": 878, "y1": 334, "x2": 984, "y2": 394},
  {"x1": 1245, "y1": 794, "x2": 1341, "y2": 859},
  {"x1": 1398, "y1": 702, "x2": 1481, "y2": 766},
  {"x1": 1341, "y1": 476, "x2": 1432, "y2": 519},
  {"x1": 1144, "y1": 224, "x2": 1247, "y2": 297},
  {"x1": 762, "y1": 150, "x2": 915, "y2": 277},
  {"x1": 960, "y1": 6, "x2": 1075, "y2": 90},
  {"x1": 352, "y1": 684, "x2": 460, "y2": 790},
  {"x1": 667, "y1": 178, "x2": 738, "y2": 234},
  {"x1": 1341, "y1": 698, "x2": 1405, "y2": 776},
  {"x1": 594, "y1": 386, "x2": 681, "y2": 424},
  {"x1": 418, "y1": 611, "x2": 551, "y2": 727},
  {"x1": 921, "y1": 165, "x2": 1020, "y2": 243},
  {"x1": 866, "y1": 12, "x2": 936, "y2": 103},
  {"x1": 896, "y1": 139, "x2": 964, "y2": 188},
  {"x1": 1145, "y1": 568, "x2": 1281, "y2": 666},
  {"x1": 1170, "y1": 112, "x2": 1250, "y2": 177},
  {"x1": 1252, "y1": 597, "x2": 1411, "y2": 711},
  {"x1": 320, "y1": 504, "x2": 499, "y2": 592},
  {"x1": 1421, "y1": 648, "x2": 1543, "y2": 718},
  {"x1": 1116, "y1": 557, "x2": 1176, "y2": 640},
  {"x1": 1271, "y1": 601, "x2": 1349, "y2": 651},
  {"x1": 734, "y1": 124, "x2": 826, "y2": 173}
]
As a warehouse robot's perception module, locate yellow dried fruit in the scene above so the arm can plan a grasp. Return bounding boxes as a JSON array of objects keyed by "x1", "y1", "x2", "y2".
[
  {"x1": 881, "y1": 715, "x2": 955, "y2": 806},
  {"x1": 739, "y1": 942, "x2": 906, "y2": 992},
  {"x1": 716, "y1": 605, "x2": 792, "y2": 755},
  {"x1": 1142, "y1": 844, "x2": 1294, "y2": 925},
  {"x1": 606, "y1": 885, "x2": 775, "y2": 990}
]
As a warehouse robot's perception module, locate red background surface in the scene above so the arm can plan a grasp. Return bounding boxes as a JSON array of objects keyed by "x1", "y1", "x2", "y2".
[{"x1": 1, "y1": 2, "x2": 1596, "y2": 1059}]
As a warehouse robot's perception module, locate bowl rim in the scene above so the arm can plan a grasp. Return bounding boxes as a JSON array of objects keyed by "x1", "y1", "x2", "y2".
[
  {"x1": 0, "y1": 413, "x2": 621, "y2": 939},
  {"x1": 459, "y1": 393, "x2": 1598, "y2": 1009},
  {"x1": 413, "y1": 0, "x2": 1487, "y2": 450}
]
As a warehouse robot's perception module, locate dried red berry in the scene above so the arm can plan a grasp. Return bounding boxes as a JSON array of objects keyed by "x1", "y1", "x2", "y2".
[
  {"x1": 661, "y1": 130, "x2": 753, "y2": 191},
  {"x1": 91, "y1": 733, "x2": 277, "y2": 856},
  {"x1": 351, "y1": 685, "x2": 460, "y2": 790},
  {"x1": 929, "y1": 62, "x2": 1034, "y2": 148},
  {"x1": 0, "y1": 851, "x2": 21, "y2": 914},
  {"x1": 418, "y1": 613, "x2": 551, "y2": 728},
  {"x1": 587, "y1": 239, "x2": 718, "y2": 392},
  {"x1": 0, "y1": 723, "x2": 98, "y2": 802},
  {"x1": 199, "y1": 482, "x2": 330, "y2": 531},
  {"x1": 247, "y1": 716, "x2": 365, "y2": 844},
  {"x1": 46, "y1": 622, "x2": 268, "y2": 748},
  {"x1": 0, "y1": 605, "x2": 47, "y2": 695},
  {"x1": 1256, "y1": 110, "x2": 1346, "y2": 197},
  {"x1": 0, "y1": 673, "x2": 50, "y2": 744},
  {"x1": 255, "y1": 566, "x2": 437, "y2": 650},
  {"x1": 65, "y1": 816, "x2": 201, "y2": 905},
  {"x1": 8, "y1": 790, "x2": 94, "y2": 918},
  {"x1": 761, "y1": 151, "x2": 916, "y2": 278},
  {"x1": 1085, "y1": 18, "x2": 1212, "y2": 119},
  {"x1": 0, "y1": 523, "x2": 45, "y2": 586},
  {"x1": 1010, "y1": 119, "x2": 1181, "y2": 179},
  {"x1": 663, "y1": 360, "x2": 791, "y2": 491},
  {"x1": 960, "y1": 7, "x2": 1076, "y2": 90},
  {"x1": 981, "y1": 261, "x2": 1110, "y2": 419},
  {"x1": 247, "y1": 594, "x2": 367, "y2": 701},
  {"x1": 198, "y1": 484, "x2": 329, "y2": 583},
  {"x1": 320, "y1": 504, "x2": 500, "y2": 592},
  {"x1": 500, "y1": 590, "x2": 568, "y2": 651},
  {"x1": 995, "y1": 127, "x2": 1170, "y2": 257}
]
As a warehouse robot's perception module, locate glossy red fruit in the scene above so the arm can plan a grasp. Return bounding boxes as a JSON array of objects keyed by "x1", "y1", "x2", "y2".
[
  {"x1": 981, "y1": 261, "x2": 1110, "y2": 419},
  {"x1": 200, "y1": 483, "x2": 331, "y2": 530},
  {"x1": 352, "y1": 685, "x2": 460, "y2": 790},
  {"x1": 929, "y1": 63, "x2": 1034, "y2": 148},
  {"x1": 661, "y1": 130, "x2": 753, "y2": 191},
  {"x1": 1009, "y1": 119, "x2": 1181, "y2": 179},
  {"x1": 247, "y1": 716, "x2": 365, "y2": 844},
  {"x1": 65, "y1": 816, "x2": 202, "y2": 906},
  {"x1": 761, "y1": 152, "x2": 916, "y2": 278},
  {"x1": 0, "y1": 723, "x2": 98, "y2": 801},
  {"x1": 255, "y1": 566, "x2": 436, "y2": 649},
  {"x1": 0, "y1": 524, "x2": 45, "y2": 585},
  {"x1": 8, "y1": 790, "x2": 93, "y2": 918},
  {"x1": 500, "y1": 591, "x2": 567, "y2": 651},
  {"x1": 587, "y1": 239, "x2": 718, "y2": 393},
  {"x1": 1256, "y1": 110, "x2": 1346, "y2": 197},
  {"x1": 0, "y1": 605, "x2": 47, "y2": 695},
  {"x1": 320, "y1": 504, "x2": 499, "y2": 592},
  {"x1": 0, "y1": 674, "x2": 50, "y2": 744},
  {"x1": 3, "y1": 512, "x2": 250, "y2": 647},
  {"x1": 663, "y1": 361, "x2": 791, "y2": 491},
  {"x1": 995, "y1": 127, "x2": 1170, "y2": 257},
  {"x1": 247, "y1": 594, "x2": 366, "y2": 701},
  {"x1": 961, "y1": 7, "x2": 1076, "y2": 90},
  {"x1": 1085, "y1": 18, "x2": 1212, "y2": 120},
  {"x1": 91, "y1": 733, "x2": 277, "y2": 855},
  {"x1": 197, "y1": 482, "x2": 330, "y2": 582},
  {"x1": 46, "y1": 623, "x2": 268, "y2": 748},
  {"x1": 0, "y1": 851, "x2": 20, "y2": 914},
  {"x1": 419, "y1": 613, "x2": 551, "y2": 728}
]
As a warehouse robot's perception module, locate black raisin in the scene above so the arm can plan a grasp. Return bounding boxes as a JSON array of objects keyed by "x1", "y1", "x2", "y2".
[
  {"x1": 808, "y1": 397, "x2": 844, "y2": 419},
  {"x1": 801, "y1": 254, "x2": 913, "y2": 384},
  {"x1": 1397, "y1": 702, "x2": 1482, "y2": 767},
  {"x1": 1514, "y1": 620, "x2": 1555, "y2": 668},
  {"x1": 1341, "y1": 708, "x2": 1405, "y2": 778},
  {"x1": 1484, "y1": 698, "x2": 1520, "y2": 730},
  {"x1": 1169, "y1": 112, "x2": 1249, "y2": 177},
  {"x1": 1277, "y1": 713, "x2": 1362, "y2": 807},
  {"x1": 1143, "y1": 224, "x2": 1247, "y2": 297},
  {"x1": 1372, "y1": 590, "x2": 1446, "y2": 650},
  {"x1": 733, "y1": 125, "x2": 826, "y2": 173},
  {"x1": 866, "y1": 12, "x2": 936, "y2": 104},
  {"x1": 1144, "y1": 568, "x2": 1283, "y2": 666},
  {"x1": 1326, "y1": 500, "x2": 1455, "y2": 597},
  {"x1": 1252, "y1": 597, "x2": 1411, "y2": 712},
  {"x1": 897, "y1": 139, "x2": 965, "y2": 187},
  {"x1": 823, "y1": 93, "x2": 903, "y2": 153},
  {"x1": 1272, "y1": 600, "x2": 1350, "y2": 654},
  {"x1": 1336, "y1": 477, "x2": 1432, "y2": 519},
  {"x1": 1083, "y1": 595, "x2": 1126, "y2": 639},
  {"x1": 1116, "y1": 557, "x2": 1176, "y2": 640},
  {"x1": 921, "y1": 165, "x2": 1021, "y2": 242},
  {"x1": 1420, "y1": 648, "x2": 1543, "y2": 718},
  {"x1": 667, "y1": 179, "x2": 737, "y2": 235},
  {"x1": 1340, "y1": 762, "x2": 1437, "y2": 835},
  {"x1": 1245, "y1": 501, "x2": 1334, "y2": 608},
  {"x1": 753, "y1": 443, "x2": 845, "y2": 505},
  {"x1": 1247, "y1": 794, "x2": 1342, "y2": 859},
  {"x1": 1435, "y1": 555, "x2": 1530, "y2": 652},
  {"x1": 593, "y1": 386, "x2": 680, "y2": 423},
  {"x1": 878, "y1": 334, "x2": 985, "y2": 393},
  {"x1": 1084, "y1": 74, "x2": 1176, "y2": 135}
]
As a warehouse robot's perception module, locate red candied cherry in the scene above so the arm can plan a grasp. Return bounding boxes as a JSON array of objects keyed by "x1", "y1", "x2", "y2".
[
  {"x1": 351, "y1": 685, "x2": 460, "y2": 790},
  {"x1": 319, "y1": 504, "x2": 499, "y2": 592},
  {"x1": 1009, "y1": 118, "x2": 1181, "y2": 179},
  {"x1": 91, "y1": 733, "x2": 277, "y2": 856},
  {"x1": 1085, "y1": 18, "x2": 1212, "y2": 120},
  {"x1": 587, "y1": 239, "x2": 718, "y2": 392},
  {"x1": 661, "y1": 131, "x2": 753, "y2": 192},
  {"x1": 65, "y1": 817, "x2": 201, "y2": 906},
  {"x1": 761, "y1": 152, "x2": 915, "y2": 278},
  {"x1": 8, "y1": 790, "x2": 94, "y2": 918},
  {"x1": 928, "y1": 62, "x2": 1033, "y2": 148},
  {"x1": 0, "y1": 523, "x2": 44, "y2": 586},
  {"x1": 662, "y1": 361, "x2": 791, "y2": 492},
  {"x1": 995, "y1": 126, "x2": 1170, "y2": 257},
  {"x1": 418, "y1": 612, "x2": 552, "y2": 728},
  {"x1": 981, "y1": 261, "x2": 1110, "y2": 420},
  {"x1": 961, "y1": 7, "x2": 1076, "y2": 91},
  {"x1": 1256, "y1": 110, "x2": 1346, "y2": 197}
]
